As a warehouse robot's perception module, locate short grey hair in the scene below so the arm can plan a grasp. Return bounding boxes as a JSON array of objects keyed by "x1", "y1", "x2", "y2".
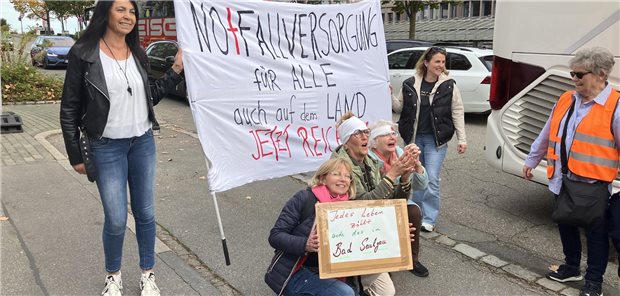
[{"x1": 569, "y1": 47, "x2": 615, "y2": 80}]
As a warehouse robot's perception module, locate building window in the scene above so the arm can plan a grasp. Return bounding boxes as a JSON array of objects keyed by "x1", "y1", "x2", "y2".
[
  {"x1": 441, "y1": 3, "x2": 449, "y2": 18},
  {"x1": 451, "y1": 4, "x2": 458, "y2": 18},
  {"x1": 395, "y1": 12, "x2": 401, "y2": 21},
  {"x1": 463, "y1": 1, "x2": 470, "y2": 17},
  {"x1": 483, "y1": 1, "x2": 493, "y2": 16},
  {"x1": 472, "y1": 0, "x2": 481, "y2": 17},
  {"x1": 388, "y1": 13, "x2": 393, "y2": 22}
]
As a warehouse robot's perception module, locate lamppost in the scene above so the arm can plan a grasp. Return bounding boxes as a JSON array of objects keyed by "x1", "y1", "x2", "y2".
[{"x1": 18, "y1": 13, "x2": 23, "y2": 34}]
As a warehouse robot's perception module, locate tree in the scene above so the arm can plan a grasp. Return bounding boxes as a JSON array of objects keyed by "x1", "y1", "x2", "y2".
[
  {"x1": 45, "y1": 1, "x2": 94, "y2": 33},
  {"x1": 383, "y1": 0, "x2": 461, "y2": 39},
  {"x1": 10, "y1": 0, "x2": 51, "y2": 34},
  {"x1": 1, "y1": 19, "x2": 11, "y2": 33}
]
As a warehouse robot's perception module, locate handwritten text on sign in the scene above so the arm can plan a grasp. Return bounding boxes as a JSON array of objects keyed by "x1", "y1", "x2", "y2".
[
  {"x1": 328, "y1": 206, "x2": 400, "y2": 263},
  {"x1": 174, "y1": 0, "x2": 390, "y2": 192}
]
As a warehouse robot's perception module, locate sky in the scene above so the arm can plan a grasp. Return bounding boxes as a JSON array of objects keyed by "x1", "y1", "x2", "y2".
[{"x1": 1, "y1": 0, "x2": 80, "y2": 34}]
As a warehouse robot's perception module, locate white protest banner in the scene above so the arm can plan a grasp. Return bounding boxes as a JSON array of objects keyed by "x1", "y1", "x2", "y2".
[{"x1": 174, "y1": 0, "x2": 390, "y2": 192}]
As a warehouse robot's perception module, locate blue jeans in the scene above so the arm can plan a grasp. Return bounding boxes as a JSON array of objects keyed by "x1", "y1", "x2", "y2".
[
  {"x1": 283, "y1": 267, "x2": 357, "y2": 296},
  {"x1": 411, "y1": 133, "x2": 448, "y2": 226},
  {"x1": 91, "y1": 130, "x2": 157, "y2": 273},
  {"x1": 556, "y1": 197, "x2": 609, "y2": 283}
]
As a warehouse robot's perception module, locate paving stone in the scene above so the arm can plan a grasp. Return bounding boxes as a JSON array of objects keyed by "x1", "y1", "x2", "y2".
[
  {"x1": 480, "y1": 255, "x2": 508, "y2": 268},
  {"x1": 420, "y1": 231, "x2": 440, "y2": 239},
  {"x1": 560, "y1": 287, "x2": 580, "y2": 296},
  {"x1": 435, "y1": 235, "x2": 456, "y2": 247},
  {"x1": 452, "y1": 243, "x2": 486, "y2": 260},
  {"x1": 502, "y1": 264, "x2": 539, "y2": 282},
  {"x1": 536, "y1": 278, "x2": 567, "y2": 292}
]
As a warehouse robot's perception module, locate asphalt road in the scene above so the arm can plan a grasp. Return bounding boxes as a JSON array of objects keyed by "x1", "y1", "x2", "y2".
[{"x1": 38, "y1": 67, "x2": 620, "y2": 295}]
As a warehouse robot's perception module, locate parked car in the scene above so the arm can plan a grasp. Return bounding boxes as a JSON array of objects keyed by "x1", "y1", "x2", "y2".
[
  {"x1": 386, "y1": 39, "x2": 433, "y2": 53},
  {"x1": 30, "y1": 36, "x2": 75, "y2": 68},
  {"x1": 145, "y1": 40, "x2": 186, "y2": 99},
  {"x1": 388, "y1": 46, "x2": 493, "y2": 113}
]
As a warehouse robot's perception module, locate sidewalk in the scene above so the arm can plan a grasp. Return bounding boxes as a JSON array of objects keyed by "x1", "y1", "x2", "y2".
[
  {"x1": 2, "y1": 102, "x2": 619, "y2": 296},
  {"x1": 0, "y1": 103, "x2": 221, "y2": 295}
]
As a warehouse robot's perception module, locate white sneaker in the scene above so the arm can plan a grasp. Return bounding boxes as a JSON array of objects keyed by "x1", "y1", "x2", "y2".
[
  {"x1": 140, "y1": 272, "x2": 160, "y2": 296},
  {"x1": 101, "y1": 274, "x2": 122, "y2": 296},
  {"x1": 421, "y1": 222, "x2": 434, "y2": 232}
]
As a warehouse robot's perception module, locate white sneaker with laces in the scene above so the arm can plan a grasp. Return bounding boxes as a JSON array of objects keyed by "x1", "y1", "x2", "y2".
[
  {"x1": 140, "y1": 272, "x2": 160, "y2": 296},
  {"x1": 101, "y1": 274, "x2": 122, "y2": 296}
]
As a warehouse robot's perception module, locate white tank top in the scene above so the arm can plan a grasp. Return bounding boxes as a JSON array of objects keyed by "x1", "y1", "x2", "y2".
[{"x1": 99, "y1": 49, "x2": 151, "y2": 139}]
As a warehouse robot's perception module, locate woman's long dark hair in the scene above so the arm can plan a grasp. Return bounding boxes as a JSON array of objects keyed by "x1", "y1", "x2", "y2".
[{"x1": 76, "y1": 0, "x2": 148, "y2": 68}]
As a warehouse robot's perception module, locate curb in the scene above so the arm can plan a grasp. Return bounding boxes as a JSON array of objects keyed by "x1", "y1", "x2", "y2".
[{"x1": 33, "y1": 129, "x2": 240, "y2": 295}]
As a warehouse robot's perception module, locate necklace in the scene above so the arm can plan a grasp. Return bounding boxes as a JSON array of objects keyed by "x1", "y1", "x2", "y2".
[{"x1": 102, "y1": 38, "x2": 132, "y2": 96}]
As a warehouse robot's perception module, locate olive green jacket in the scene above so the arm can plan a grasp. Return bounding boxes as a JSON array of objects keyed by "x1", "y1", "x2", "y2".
[{"x1": 332, "y1": 145, "x2": 410, "y2": 200}]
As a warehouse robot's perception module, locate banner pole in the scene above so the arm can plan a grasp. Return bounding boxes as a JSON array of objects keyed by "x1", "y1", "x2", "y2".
[{"x1": 211, "y1": 191, "x2": 231, "y2": 265}]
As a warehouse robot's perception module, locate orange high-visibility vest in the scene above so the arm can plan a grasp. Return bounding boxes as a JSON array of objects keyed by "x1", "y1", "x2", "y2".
[{"x1": 546, "y1": 89, "x2": 620, "y2": 182}]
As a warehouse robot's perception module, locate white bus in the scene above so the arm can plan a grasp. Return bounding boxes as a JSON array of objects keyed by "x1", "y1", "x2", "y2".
[{"x1": 484, "y1": 1, "x2": 620, "y2": 187}]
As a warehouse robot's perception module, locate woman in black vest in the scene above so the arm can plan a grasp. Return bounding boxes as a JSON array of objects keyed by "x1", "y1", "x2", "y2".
[{"x1": 394, "y1": 47, "x2": 467, "y2": 233}]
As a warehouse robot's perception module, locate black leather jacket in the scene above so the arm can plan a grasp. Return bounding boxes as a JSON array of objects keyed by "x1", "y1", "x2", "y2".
[{"x1": 60, "y1": 42, "x2": 183, "y2": 166}]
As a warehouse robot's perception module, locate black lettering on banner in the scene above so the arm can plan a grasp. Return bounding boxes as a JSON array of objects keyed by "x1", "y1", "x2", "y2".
[
  {"x1": 318, "y1": 13, "x2": 330, "y2": 57},
  {"x1": 320, "y1": 63, "x2": 336, "y2": 87},
  {"x1": 233, "y1": 101, "x2": 268, "y2": 126},
  {"x1": 298, "y1": 13, "x2": 308, "y2": 59},
  {"x1": 189, "y1": 2, "x2": 211, "y2": 52},
  {"x1": 346, "y1": 14, "x2": 358, "y2": 52},
  {"x1": 276, "y1": 13, "x2": 288, "y2": 59},
  {"x1": 308, "y1": 12, "x2": 322, "y2": 60},
  {"x1": 253, "y1": 66, "x2": 280, "y2": 91},
  {"x1": 256, "y1": 15, "x2": 276, "y2": 59},
  {"x1": 282, "y1": 14, "x2": 297, "y2": 58},
  {"x1": 237, "y1": 10, "x2": 254, "y2": 56},
  {"x1": 276, "y1": 95, "x2": 296, "y2": 123},
  {"x1": 267, "y1": 14, "x2": 281, "y2": 59},
  {"x1": 336, "y1": 13, "x2": 350, "y2": 53},
  {"x1": 210, "y1": 7, "x2": 229, "y2": 54},
  {"x1": 326, "y1": 91, "x2": 367, "y2": 121}
]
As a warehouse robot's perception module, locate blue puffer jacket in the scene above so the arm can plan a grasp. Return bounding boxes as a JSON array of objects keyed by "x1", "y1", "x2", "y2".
[{"x1": 265, "y1": 188, "x2": 316, "y2": 295}]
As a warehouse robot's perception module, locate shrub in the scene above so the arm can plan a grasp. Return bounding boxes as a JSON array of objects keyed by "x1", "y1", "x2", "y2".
[{"x1": 1, "y1": 32, "x2": 64, "y2": 103}]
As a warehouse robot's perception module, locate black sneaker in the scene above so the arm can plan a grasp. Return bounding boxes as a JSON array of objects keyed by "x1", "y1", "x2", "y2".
[
  {"x1": 546, "y1": 264, "x2": 583, "y2": 283},
  {"x1": 409, "y1": 261, "x2": 429, "y2": 277},
  {"x1": 579, "y1": 281, "x2": 603, "y2": 296}
]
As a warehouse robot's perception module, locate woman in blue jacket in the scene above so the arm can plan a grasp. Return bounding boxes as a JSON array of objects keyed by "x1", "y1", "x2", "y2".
[{"x1": 265, "y1": 158, "x2": 358, "y2": 295}]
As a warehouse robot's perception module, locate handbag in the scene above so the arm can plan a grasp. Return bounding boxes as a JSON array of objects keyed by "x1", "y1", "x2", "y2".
[
  {"x1": 79, "y1": 126, "x2": 97, "y2": 182},
  {"x1": 551, "y1": 100, "x2": 610, "y2": 228}
]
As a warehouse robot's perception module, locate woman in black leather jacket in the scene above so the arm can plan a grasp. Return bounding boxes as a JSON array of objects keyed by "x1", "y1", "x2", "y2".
[{"x1": 59, "y1": 1, "x2": 183, "y2": 295}]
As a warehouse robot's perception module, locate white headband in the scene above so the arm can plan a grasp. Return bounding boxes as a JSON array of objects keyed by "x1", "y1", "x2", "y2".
[
  {"x1": 338, "y1": 117, "x2": 367, "y2": 144},
  {"x1": 370, "y1": 125, "x2": 393, "y2": 141}
]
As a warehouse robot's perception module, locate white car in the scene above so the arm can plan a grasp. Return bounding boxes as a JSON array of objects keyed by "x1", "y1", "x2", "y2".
[{"x1": 388, "y1": 46, "x2": 493, "y2": 113}]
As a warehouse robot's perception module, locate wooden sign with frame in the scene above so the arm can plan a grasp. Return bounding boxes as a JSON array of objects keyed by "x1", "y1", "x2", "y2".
[{"x1": 315, "y1": 199, "x2": 412, "y2": 279}]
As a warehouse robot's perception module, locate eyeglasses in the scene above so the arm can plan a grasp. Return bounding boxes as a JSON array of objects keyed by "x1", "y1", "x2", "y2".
[
  {"x1": 378, "y1": 131, "x2": 399, "y2": 138},
  {"x1": 570, "y1": 71, "x2": 592, "y2": 79},
  {"x1": 351, "y1": 129, "x2": 370, "y2": 138},
  {"x1": 328, "y1": 171, "x2": 352, "y2": 181}
]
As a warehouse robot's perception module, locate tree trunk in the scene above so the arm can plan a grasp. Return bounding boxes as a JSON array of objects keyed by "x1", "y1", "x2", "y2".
[
  {"x1": 46, "y1": 10, "x2": 51, "y2": 34},
  {"x1": 60, "y1": 18, "x2": 65, "y2": 35},
  {"x1": 409, "y1": 19, "x2": 416, "y2": 39}
]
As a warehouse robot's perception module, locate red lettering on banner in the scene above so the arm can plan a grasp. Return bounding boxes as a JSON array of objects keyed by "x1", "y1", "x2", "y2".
[
  {"x1": 226, "y1": 7, "x2": 240, "y2": 55},
  {"x1": 297, "y1": 125, "x2": 336, "y2": 157},
  {"x1": 250, "y1": 125, "x2": 291, "y2": 161}
]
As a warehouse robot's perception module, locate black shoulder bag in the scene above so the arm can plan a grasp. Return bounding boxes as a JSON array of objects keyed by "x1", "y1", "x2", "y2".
[{"x1": 551, "y1": 100, "x2": 610, "y2": 228}]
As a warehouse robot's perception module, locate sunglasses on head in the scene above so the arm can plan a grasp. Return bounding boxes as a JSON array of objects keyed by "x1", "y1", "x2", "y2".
[
  {"x1": 570, "y1": 71, "x2": 592, "y2": 79},
  {"x1": 426, "y1": 46, "x2": 446, "y2": 58}
]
